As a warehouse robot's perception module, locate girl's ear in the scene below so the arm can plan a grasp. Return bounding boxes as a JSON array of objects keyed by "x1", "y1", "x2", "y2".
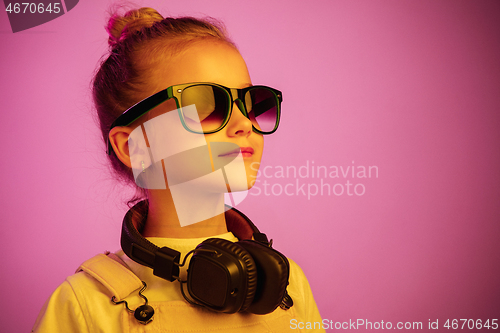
[{"x1": 109, "y1": 126, "x2": 133, "y2": 168}]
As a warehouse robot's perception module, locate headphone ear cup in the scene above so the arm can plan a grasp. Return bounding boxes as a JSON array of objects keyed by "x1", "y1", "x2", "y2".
[
  {"x1": 237, "y1": 240, "x2": 290, "y2": 314},
  {"x1": 187, "y1": 238, "x2": 258, "y2": 313}
]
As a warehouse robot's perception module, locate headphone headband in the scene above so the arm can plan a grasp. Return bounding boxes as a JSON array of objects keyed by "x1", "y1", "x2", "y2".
[{"x1": 120, "y1": 201, "x2": 269, "y2": 281}]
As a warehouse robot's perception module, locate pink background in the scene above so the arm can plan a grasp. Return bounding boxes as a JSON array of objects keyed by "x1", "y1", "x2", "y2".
[{"x1": 1, "y1": 0, "x2": 499, "y2": 331}]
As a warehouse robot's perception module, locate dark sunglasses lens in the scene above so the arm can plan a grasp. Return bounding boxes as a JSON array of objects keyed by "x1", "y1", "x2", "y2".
[
  {"x1": 181, "y1": 85, "x2": 229, "y2": 132},
  {"x1": 246, "y1": 88, "x2": 278, "y2": 133}
]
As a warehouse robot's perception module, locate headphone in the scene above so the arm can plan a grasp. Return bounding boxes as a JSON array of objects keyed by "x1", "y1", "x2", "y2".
[{"x1": 120, "y1": 201, "x2": 293, "y2": 315}]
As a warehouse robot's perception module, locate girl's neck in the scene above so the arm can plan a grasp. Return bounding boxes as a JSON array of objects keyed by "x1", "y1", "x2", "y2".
[{"x1": 141, "y1": 188, "x2": 228, "y2": 238}]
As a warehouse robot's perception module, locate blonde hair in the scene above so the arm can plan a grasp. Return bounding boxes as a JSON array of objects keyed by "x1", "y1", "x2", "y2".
[{"x1": 92, "y1": 7, "x2": 236, "y2": 198}]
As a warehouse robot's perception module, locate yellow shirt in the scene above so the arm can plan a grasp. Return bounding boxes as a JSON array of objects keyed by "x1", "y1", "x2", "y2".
[{"x1": 33, "y1": 232, "x2": 325, "y2": 332}]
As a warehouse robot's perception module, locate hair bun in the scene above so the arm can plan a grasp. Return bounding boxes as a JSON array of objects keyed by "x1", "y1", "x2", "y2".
[{"x1": 106, "y1": 7, "x2": 164, "y2": 47}]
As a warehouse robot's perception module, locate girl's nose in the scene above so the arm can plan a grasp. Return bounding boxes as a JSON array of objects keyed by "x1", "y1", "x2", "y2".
[{"x1": 225, "y1": 100, "x2": 252, "y2": 136}]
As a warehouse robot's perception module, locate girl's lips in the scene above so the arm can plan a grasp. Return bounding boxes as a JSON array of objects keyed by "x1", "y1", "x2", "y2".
[{"x1": 218, "y1": 147, "x2": 254, "y2": 157}]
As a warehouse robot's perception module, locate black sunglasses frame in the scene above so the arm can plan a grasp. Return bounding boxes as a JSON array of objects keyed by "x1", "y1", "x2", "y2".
[{"x1": 107, "y1": 83, "x2": 282, "y2": 155}]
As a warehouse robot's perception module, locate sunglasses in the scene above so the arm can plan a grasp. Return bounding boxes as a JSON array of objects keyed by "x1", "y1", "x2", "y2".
[{"x1": 107, "y1": 83, "x2": 282, "y2": 154}]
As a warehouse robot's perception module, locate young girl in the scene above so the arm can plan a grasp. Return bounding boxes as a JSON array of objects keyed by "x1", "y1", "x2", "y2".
[{"x1": 33, "y1": 7, "x2": 324, "y2": 332}]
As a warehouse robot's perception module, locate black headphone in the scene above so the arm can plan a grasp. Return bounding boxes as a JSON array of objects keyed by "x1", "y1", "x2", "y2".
[{"x1": 120, "y1": 201, "x2": 293, "y2": 314}]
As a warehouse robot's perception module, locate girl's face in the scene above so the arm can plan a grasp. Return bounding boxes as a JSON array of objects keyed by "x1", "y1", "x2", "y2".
[{"x1": 141, "y1": 40, "x2": 263, "y2": 190}]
